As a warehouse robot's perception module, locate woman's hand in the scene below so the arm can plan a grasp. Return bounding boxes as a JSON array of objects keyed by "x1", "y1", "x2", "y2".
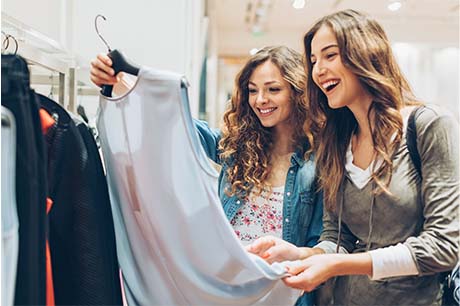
[
  {"x1": 246, "y1": 236, "x2": 322, "y2": 264},
  {"x1": 283, "y1": 254, "x2": 338, "y2": 292},
  {"x1": 90, "y1": 53, "x2": 120, "y2": 87},
  {"x1": 283, "y1": 252, "x2": 373, "y2": 292}
]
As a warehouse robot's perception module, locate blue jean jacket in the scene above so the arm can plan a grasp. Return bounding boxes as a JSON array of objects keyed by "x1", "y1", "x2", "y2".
[{"x1": 194, "y1": 120, "x2": 323, "y2": 306}]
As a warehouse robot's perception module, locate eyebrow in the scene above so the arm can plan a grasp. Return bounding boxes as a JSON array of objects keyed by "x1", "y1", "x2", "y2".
[
  {"x1": 311, "y1": 44, "x2": 339, "y2": 57},
  {"x1": 248, "y1": 81, "x2": 280, "y2": 86}
]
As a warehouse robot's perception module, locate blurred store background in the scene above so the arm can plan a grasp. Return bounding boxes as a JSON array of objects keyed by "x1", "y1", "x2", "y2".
[{"x1": 2, "y1": 0, "x2": 459, "y2": 126}]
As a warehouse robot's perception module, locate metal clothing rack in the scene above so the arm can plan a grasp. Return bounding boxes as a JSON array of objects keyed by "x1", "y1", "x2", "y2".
[{"x1": 2, "y1": 12, "x2": 77, "y2": 112}]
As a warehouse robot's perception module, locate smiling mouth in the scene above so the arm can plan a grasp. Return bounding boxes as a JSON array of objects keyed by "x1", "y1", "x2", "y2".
[
  {"x1": 322, "y1": 80, "x2": 340, "y2": 93},
  {"x1": 258, "y1": 107, "x2": 277, "y2": 115}
]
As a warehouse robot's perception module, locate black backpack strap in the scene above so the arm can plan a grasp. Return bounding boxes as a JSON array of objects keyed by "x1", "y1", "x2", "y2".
[{"x1": 406, "y1": 106, "x2": 424, "y2": 178}]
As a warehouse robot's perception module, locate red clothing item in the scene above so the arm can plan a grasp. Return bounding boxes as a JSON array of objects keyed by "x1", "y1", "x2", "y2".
[
  {"x1": 40, "y1": 109, "x2": 55, "y2": 306},
  {"x1": 39, "y1": 109, "x2": 54, "y2": 134},
  {"x1": 45, "y1": 198, "x2": 54, "y2": 306}
]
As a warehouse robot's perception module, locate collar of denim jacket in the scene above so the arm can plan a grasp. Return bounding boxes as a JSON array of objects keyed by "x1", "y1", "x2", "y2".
[{"x1": 291, "y1": 150, "x2": 306, "y2": 167}]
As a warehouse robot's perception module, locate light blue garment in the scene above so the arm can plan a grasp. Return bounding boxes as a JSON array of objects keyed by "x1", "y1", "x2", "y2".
[
  {"x1": 1, "y1": 106, "x2": 19, "y2": 306},
  {"x1": 194, "y1": 120, "x2": 323, "y2": 306},
  {"x1": 194, "y1": 120, "x2": 323, "y2": 247},
  {"x1": 97, "y1": 67, "x2": 302, "y2": 306}
]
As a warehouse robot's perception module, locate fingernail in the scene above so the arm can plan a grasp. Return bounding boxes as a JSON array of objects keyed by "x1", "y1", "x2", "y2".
[{"x1": 262, "y1": 252, "x2": 270, "y2": 259}]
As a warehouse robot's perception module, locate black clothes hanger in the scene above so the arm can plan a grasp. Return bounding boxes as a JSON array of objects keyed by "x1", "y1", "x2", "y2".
[
  {"x1": 95, "y1": 15, "x2": 140, "y2": 97},
  {"x1": 77, "y1": 105, "x2": 89, "y2": 124}
]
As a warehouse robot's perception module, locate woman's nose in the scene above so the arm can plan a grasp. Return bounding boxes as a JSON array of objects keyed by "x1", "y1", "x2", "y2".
[{"x1": 256, "y1": 91, "x2": 268, "y2": 104}]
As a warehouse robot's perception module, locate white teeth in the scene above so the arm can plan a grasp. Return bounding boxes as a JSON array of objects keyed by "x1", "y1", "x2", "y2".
[
  {"x1": 259, "y1": 107, "x2": 276, "y2": 114},
  {"x1": 322, "y1": 80, "x2": 339, "y2": 90}
]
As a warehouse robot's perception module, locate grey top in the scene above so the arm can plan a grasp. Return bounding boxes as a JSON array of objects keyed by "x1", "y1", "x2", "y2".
[{"x1": 317, "y1": 105, "x2": 459, "y2": 305}]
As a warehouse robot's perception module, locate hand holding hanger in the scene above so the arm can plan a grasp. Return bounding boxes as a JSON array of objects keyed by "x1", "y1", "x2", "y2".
[{"x1": 93, "y1": 15, "x2": 139, "y2": 97}]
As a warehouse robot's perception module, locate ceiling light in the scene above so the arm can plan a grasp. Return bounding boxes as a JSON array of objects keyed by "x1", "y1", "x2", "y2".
[
  {"x1": 292, "y1": 0, "x2": 305, "y2": 10},
  {"x1": 388, "y1": 1, "x2": 402, "y2": 11}
]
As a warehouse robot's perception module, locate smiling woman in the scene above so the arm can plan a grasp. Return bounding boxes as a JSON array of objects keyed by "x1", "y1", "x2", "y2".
[
  {"x1": 247, "y1": 9, "x2": 459, "y2": 306},
  {"x1": 247, "y1": 61, "x2": 293, "y2": 135},
  {"x1": 90, "y1": 45, "x2": 324, "y2": 306},
  {"x1": 309, "y1": 25, "x2": 371, "y2": 111}
]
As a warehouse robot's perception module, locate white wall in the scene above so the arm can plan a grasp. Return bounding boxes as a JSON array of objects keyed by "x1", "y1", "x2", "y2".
[
  {"x1": 393, "y1": 43, "x2": 459, "y2": 119},
  {"x1": 2, "y1": 0, "x2": 207, "y2": 118},
  {"x1": 72, "y1": 0, "x2": 206, "y2": 117},
  {"x1": 2, "y1": 0, "x2": 66, "y2": 46}
]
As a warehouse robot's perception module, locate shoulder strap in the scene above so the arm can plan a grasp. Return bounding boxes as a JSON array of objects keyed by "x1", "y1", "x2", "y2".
[{"x1": 406, "y1": 106, "x2": 424, "y2": 179}]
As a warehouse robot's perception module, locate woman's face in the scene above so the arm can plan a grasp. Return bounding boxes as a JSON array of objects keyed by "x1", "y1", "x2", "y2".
[
  {"x1": 248, "y1": 60, "x2": 293, "y2": 132},
  {"x1": 310, "y1": 25, "x2": 371, "y2": 109}
]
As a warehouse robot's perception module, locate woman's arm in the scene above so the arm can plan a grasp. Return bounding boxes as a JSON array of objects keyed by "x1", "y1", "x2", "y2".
[
  {"x1": 282, "y1": 106, "x2": 459, "y2": 292},
  {"x1": 404, "y1": 106, "x2": 459, "y2": 274},
  {"x1": 90, "y1": 54, "x2": 224, "y2": 164},
  {"x1": 245, "y1": 236, "x2": 325, "y2": 264},
  {"x1": 194, "y1": 119, "x2": 222, "y2": 164},
  {"x1": 283, "y1": 252, "x2": 372, "y2": 292}
]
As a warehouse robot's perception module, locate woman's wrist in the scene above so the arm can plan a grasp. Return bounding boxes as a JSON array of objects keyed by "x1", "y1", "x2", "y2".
[
  {"x1": 298, "y1": 247, "x2": 325, "y2": 260},
  {"x1": 332, "y1": 253, "x2": 373, "y2": 277}
]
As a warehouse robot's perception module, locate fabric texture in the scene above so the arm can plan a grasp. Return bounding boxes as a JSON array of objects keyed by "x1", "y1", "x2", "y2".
[
  {"x1": 39, "y1": 108, "x2": 56, "y2": 306},
  {"x1": 231, "y1": 186, "x2": 285, "y2": 244},
  {"x1": 194, "y1": 120, "x2": 324, "y2": 306},
  {"x1": 1, "y1": 106, "x2": 20, "y2": 306},
  {"x1": 193, "y1": 119, "x2": 323, "y2": 250},
  {"x1": 97, "y1": 67, "x2": 302, "y2": 306},
  {"x1": 368, "y1": 243, "x2": 419, "y2": 280},
  {"x1": 318, "y1": 105, "x2": 459, "y2": 305},
  {"x1": 39, "y1": 94, "x2": 122, "y2": 306},
  {"x1": 2, "y1": 54, "x2": 47, "y2": 306}
]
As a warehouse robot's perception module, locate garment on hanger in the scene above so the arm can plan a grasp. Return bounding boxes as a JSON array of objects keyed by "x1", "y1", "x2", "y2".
[
  {"x1": 1, "y1": 106, "x2": 20, "y2": 306},
  {"x1": 39, "y1": 94, "x2": 122, "y2": 306},
  {"x1": 39, "y1": 108, "x2": 56, "y2": 306},
  {"x1": 97, "y1": 67, "x2": 301, "y2": 306},
  {"x1": 2, "y1": 54, "x2": 47, "y2": 306},
  {"x1": 2, "y1": 54, "x2": 122, "y2": 306}
]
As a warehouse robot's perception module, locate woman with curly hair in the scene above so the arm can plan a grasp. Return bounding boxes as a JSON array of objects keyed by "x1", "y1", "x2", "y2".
[
  {"x1": 90, "y1": 45, "x2": 323, "y2": 306},
  {"x1": 247, "y1": 10, "x2": 459, "y2": 305}
]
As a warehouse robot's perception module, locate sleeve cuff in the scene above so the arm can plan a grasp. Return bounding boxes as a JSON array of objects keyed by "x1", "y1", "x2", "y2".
[
  {"x1": 315, "y1": 241, "x2": 349, "y2": 254},
  {"x1": 369, "y1": 243, "x2": 419, "y2": 280}
]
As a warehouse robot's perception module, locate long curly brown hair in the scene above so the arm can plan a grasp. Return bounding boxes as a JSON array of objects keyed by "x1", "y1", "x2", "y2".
[
  {"x1": 303, "y1": 10, "x2": 420, "y2": 211},
  {"x1": 219, "y1": 46, "x2": 312, "y2": 197}
]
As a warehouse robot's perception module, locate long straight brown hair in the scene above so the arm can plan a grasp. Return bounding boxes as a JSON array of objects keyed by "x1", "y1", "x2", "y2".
[{"x1": 303, "y1": 10, "x2": 420, "y2": 211}]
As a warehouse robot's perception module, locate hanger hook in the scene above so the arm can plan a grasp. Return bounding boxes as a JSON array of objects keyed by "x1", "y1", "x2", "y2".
[
  {"x1": 1, "y1": 31, "x2": 10, "y2": 53},
  {"x1": 9, "y1": 35, "x2": 18, "y2": 55},
  {"x1": 95, "y1": 14, "x2": 111, "y2": 51}
]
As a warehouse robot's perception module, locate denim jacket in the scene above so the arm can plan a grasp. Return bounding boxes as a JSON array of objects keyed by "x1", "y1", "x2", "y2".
[{"x1": 194, "y1": 120, "x2": 323, "y2": 306}]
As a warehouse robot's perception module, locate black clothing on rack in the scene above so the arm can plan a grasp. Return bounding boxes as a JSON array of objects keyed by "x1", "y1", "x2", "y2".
[
  {"x1": 2, "y1": 54, "x2": 121, "y2": 306},
  {"x1": 1, "y1": 54, "x2": 47, "y2": 306},
  {"x1": 39, "y1": 94, "x2": 122, "y2": 306}
]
